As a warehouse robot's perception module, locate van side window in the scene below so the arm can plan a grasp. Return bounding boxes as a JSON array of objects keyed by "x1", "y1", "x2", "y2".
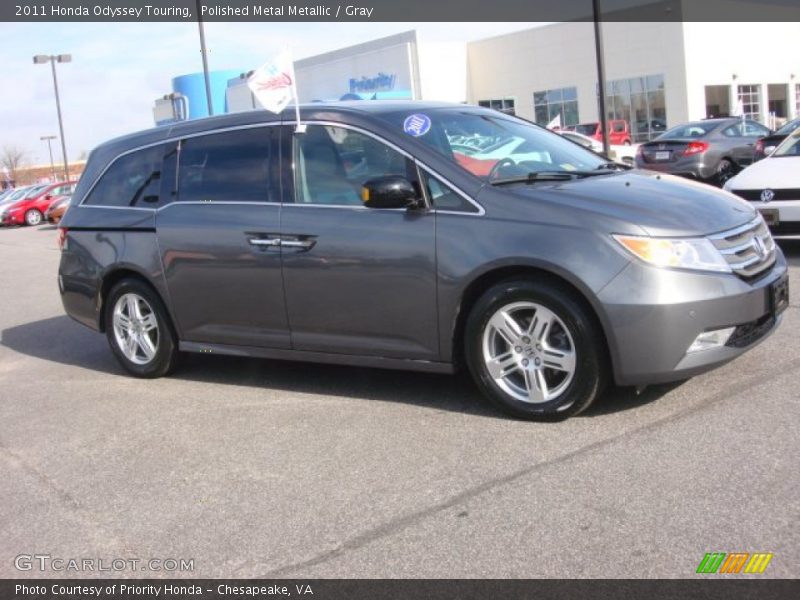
[
  {"x1": 177, "y1": 128, "x2": 273, "y2": 203},
  {"x1": 294, "y1": 125, "x2": 412, "y2": 205},
  {"x1": 422, "y1": 171, "x2": 479, "y2": 213},
  {"x1": 83, "y1": 144, "x2": 171, "y2": 207}
]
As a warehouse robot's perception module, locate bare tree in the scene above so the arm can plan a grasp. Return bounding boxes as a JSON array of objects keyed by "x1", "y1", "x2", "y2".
[{"x1": 1, "y1": 145, "x2": 28, "y2": 183}]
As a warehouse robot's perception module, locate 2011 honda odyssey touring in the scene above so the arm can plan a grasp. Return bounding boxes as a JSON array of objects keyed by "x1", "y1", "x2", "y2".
[{"x1": 58, "y1": 102, "x2": 789, "y2": 419}]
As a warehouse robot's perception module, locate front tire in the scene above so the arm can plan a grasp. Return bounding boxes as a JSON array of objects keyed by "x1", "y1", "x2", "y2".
[
  {"x1": 104, "y1": 279, "x2": 178, "y2": 378},
  {"x1": 24, "y1": 209, "x2": 43, "y2": 226},
  {"x1": 465, "y1": 279, "x2": 606, "y2": 420}
]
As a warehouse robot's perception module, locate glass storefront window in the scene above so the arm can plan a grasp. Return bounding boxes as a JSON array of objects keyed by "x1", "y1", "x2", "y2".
[
  {"x1": 795, "y1": 84, "x2": 800, "y2": 116},
  {"x1": 737, "y1": 84, "x2": 761, "y2": 122},
  {"x1": 478, "y1": 98, "x2": 516, "y2": 115},
  {"x1": 532, "y1": 86, "x2": 579, "y2": 127},
  {"x1": 605, "y1": 73, "x2": 667, "y2": 142}
]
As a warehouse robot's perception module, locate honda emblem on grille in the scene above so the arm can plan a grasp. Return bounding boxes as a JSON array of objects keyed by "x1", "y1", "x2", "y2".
[
  {"x1": 760, "y1": 189, "x2": 775, "y2": 203},
  {"x1": 753, "y1": 236, "x2": 767, "y2": 259}
]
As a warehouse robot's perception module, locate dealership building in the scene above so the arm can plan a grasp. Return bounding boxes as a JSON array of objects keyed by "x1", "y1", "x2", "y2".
[{"x1": 162, "y1": 22, "x2": 800, "y2": 143}]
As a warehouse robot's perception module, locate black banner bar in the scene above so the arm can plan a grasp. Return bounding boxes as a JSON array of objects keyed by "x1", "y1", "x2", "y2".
[
  {"x1": 2, "y1": 579, "x2": 799, "y2": 600},
  {"x1": 3, "y1": 0, "x2": 800, "y2": 22}
]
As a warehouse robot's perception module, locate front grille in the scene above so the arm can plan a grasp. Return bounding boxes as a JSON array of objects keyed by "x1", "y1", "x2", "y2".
[
  {"x1": 725, "y1": 313, "x2": 777, "y2": 348},
  {"x1": 708, "y1": 216, "x2": 776, "y2": 280},
  {"x1": 732, "y1": 188, "x2": 800, "y2": 201}
]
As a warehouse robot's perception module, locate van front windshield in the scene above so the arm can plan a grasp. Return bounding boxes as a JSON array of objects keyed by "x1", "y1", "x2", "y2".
[{"x1": 381, "y1": 109, "x2": 609, "y2": 182}]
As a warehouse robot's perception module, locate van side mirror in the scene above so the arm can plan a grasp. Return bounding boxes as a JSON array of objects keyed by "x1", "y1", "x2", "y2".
[{"x1": 361, "y1": 176, "x2": 421, "y2": 209}]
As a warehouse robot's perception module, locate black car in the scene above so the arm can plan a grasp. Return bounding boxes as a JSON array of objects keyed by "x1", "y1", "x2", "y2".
[
  {"x1": 754, "y1": 117, "x2": 800, "y2": 161},
  {"x1": 635, "y1": 118, "x2": 771, "y2": 186}
]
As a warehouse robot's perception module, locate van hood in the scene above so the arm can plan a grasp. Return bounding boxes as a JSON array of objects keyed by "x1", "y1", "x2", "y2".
[{"x1": 506, "y1": 170, "x2": 756, "y2": 237}]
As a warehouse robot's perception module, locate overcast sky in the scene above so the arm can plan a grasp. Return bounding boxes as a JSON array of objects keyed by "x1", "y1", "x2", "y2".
[{"x1": 0, "y1": 22, "x2": 538, "y2": 167}]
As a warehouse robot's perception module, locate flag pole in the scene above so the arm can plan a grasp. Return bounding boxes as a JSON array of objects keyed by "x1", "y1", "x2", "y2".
[{"x1": 291, "y1": 57, "x2": 306, "y2": 134}]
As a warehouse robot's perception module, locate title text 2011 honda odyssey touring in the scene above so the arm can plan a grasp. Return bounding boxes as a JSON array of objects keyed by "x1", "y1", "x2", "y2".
[{"x1": 58, "y1": 102, "x2": 789, "y2": 419}]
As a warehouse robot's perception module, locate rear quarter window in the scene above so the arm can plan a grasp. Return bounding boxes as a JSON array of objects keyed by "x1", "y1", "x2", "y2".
[{"x1": 83, "y1": 143, "x2": 174, "y2": 208}]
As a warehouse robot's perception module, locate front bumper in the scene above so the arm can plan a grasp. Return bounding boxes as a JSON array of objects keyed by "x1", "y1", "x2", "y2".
[
  {"x1": 0, "y1": 211, "x2": 23, "y2": 225},
  {"x1": 598, "y1": 250, "x2": 788, "y2": 386}
]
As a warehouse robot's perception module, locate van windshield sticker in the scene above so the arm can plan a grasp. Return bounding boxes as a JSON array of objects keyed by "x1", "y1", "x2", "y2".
[{"x1": 403, "y1": 114, "x2": 432, "y2": 137}]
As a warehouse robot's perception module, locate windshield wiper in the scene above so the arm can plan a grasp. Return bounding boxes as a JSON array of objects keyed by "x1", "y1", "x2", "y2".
[
  {"x1": 491, "y1": 171, "x2": 576, "y2": 186},
  {"x1": 595, "y1": 161, "x2": 632, "y2": 171},
  {"x1": 490, "y1": 169, "x2": 620, "y2": 186}
]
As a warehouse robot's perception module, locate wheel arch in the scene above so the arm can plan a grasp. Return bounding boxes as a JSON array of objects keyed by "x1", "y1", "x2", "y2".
[
  {"x1": 98, "y1": 267, "x2": 169, "y2": 333},
  {"x1": 451, "y1": 264, "x2": 615, "y2": 376}
]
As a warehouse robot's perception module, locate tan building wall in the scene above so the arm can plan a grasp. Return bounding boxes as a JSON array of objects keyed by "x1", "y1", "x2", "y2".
[
  {"x1": 6, "y1": 161, "x2": 85, "y2": 187},
  {"x1": 466, "y1": 21, "x2": 688, "y2": 126}
]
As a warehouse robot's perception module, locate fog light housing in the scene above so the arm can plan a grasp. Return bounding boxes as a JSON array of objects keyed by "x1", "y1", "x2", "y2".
[{"x1": 687, "y1": 327, "x2": 736, "y2": 353}]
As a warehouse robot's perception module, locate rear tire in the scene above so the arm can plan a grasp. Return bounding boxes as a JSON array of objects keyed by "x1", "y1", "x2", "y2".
[
  {"x1": 465, "y1": 279, "x2": 607, "y2": 420},
  {"x1": 104, "y1": 279, "x2": 178, "y2": 378}
]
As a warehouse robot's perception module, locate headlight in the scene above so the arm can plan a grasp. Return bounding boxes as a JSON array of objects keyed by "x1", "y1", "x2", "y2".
[{"x1": 613, "y1": 234, "x2": 731, "y2": 273}]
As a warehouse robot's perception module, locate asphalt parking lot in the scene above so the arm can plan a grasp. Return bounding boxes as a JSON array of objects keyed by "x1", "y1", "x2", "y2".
[{"x1": 0, "y1": 224, "x2": 798, "y2": 579}]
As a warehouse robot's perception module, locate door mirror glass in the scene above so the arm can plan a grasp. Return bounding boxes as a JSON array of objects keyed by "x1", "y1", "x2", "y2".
[{"x1": 361, "y1": 176, "x2": 420, "y2": 209}]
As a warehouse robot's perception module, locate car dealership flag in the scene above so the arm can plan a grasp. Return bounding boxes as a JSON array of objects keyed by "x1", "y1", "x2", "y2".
[
  {"x1": 546, "y1": 113, "x2": 562, "y2": 130},
  {"x1": 247, "y1": 50, "x2": 305, "y2": 131}
]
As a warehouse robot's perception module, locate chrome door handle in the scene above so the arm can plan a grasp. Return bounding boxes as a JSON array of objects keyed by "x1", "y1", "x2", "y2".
[
  {"x1": 280, "y1": 239, "x2": 315, "y2": 249},
  {"x1": 249, "y1": 238, "x2": 281, "y2": 247}
]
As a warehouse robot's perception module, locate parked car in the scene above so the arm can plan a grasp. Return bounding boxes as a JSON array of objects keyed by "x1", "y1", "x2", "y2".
[
  {"x1": 570, "y1": 120, "x2": 632, "y2": 145},
  {"x1": 1, "y1": 181, "x2": 76, "y2": 226},
  {"x1": 724, "y1": 128, "x2": 800, "y2": 237},
  {"x1": 559, "y1": 130, "x2": 636, "y2": 166},
  {"x1": 45, "y1": 195, "x2": 72, "y2": 224},
  {"x1": 634, "y1": 118, "x2": 667, "y2": 139},
  {"x1": 610, "y1": 143, "x2": 639, "y2": 166},
  {"x1": 559, "y1": 130, "x2": 604, "y2": 153},
  {"x1": 58, "y1": 102, "x2": 787, "y2": 420},
  {"x1": 635, "y1": 118, "x2": 772, "y2": 186},
  {"x1": 0, "y1": 185, "x2": 47, "y2": 225},
  {"x1": 753, "y1": 117, "x2": 800, "y2": 161}
]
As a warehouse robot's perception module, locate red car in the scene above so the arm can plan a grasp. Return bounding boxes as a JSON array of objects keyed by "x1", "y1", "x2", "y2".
[
  {"x1": 570, "y1": 120, "x2": 632, "y2": 145},
  {"x1": 1, "y1": 181, "x2": 76, "y2": 226}
]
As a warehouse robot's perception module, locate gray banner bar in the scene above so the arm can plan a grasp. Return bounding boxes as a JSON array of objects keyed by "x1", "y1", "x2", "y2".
[{"x1": 3, "y1": 0, "x2": 800, "y2": 22}]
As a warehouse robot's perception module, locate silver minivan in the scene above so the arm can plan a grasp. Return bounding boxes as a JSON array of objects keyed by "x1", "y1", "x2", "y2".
[{"x1": 58, "y1": 102, "x2": 788, "y2": 419}]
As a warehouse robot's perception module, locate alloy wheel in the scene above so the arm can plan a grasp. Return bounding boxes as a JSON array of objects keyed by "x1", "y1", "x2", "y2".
[
  {"x1": 25, "y1": 210, "x2": 42, "y2": 226},
  {"x1": 481, "y1": 301, "x2": 576, "y2": 404},
  {"x1": 112, "y1": 293, "x2": 159, "y2": 365}
]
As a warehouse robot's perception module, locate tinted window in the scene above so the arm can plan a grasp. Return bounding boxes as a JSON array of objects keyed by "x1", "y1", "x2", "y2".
[
  {"x1": 574, "y1": 123, "x2": 599, "y2": 136},
  {"x1": 84, "y1": 144, "x2": 170, "y2": 207},
  {"x1": 178, "y1": 128, "x2": 273, "y2": 203},
  {"x1": 51, "y1": 184, "x2": 75, "y2": 196},
  {"x1": 776, "y1": 119, "x2": 800, "y2": 136},
  {"x1": 294, "y1": 125, "x2": 411, "y2": 205},
  {"x1": 659, "y1": 122, "x2": 716, "y2": 139},
  {"x1": 743, "y1": 122, "x2": 770, "y2": 137},
  {"x1": 423, "y1": 171, "x2": 478, "y2": 213},
  {"x1": 722, "y1": 124, "x2": 743, "y2": 137}
]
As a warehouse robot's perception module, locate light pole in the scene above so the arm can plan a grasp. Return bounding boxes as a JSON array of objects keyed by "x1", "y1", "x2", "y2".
[
  {"x1": 33, "y1": 54, "x2": 71, "y2": 181},
  {"x1": 40, "y1": 135, "x2": 57, "y2": 181},
  {"x1": 196, "y1": 0, "x2": 214, "y2": 116},
  {"x1": 592, "y1": 0, "x2": 610, "y2": 157}
]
